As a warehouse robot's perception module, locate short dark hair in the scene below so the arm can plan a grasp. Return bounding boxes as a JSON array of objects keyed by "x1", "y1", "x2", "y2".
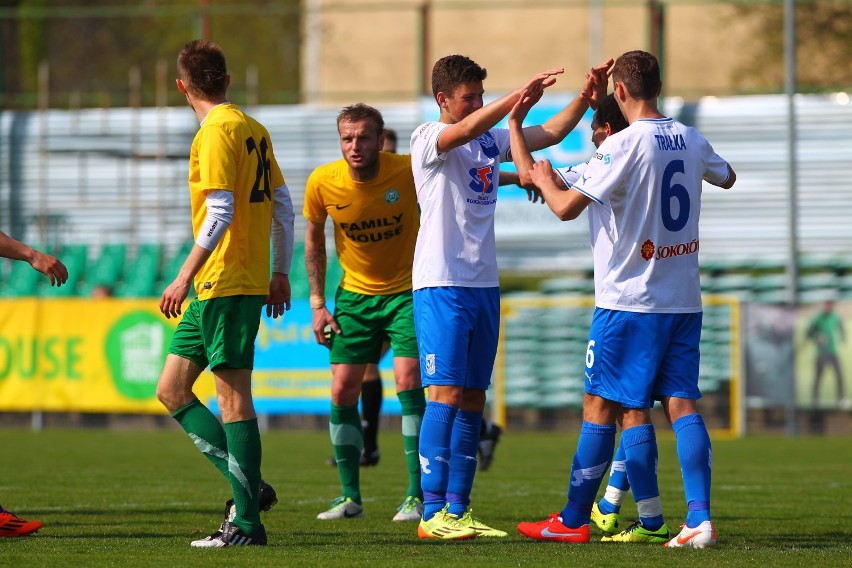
[
  {"x1": 382, "y1": 128, "x2": 397, "y2": 145},
  {"x1": 337, "y1": 103, "x2": 384, "y2": 136},
  {"x1": 611, "y1": 50, "x2": 661, "y2": 101},
  {"x1": 591, "y1": 94, "x2": 628, "y2": 133},
  {"x1": 431, "y1": 55, "x2": 487, "y2": 101},
  {"x1": 177, "y1": 40, "x2": 228, "y2": 100}
]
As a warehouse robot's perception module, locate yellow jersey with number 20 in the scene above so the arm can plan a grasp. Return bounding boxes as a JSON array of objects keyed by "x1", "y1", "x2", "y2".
[{"x1": 188, "y1": 103, "x2": 285, "y2": 300}]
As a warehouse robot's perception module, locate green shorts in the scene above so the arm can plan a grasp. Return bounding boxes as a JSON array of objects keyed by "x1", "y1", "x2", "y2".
[
  {"x1": 169, "y1": 295, "x2": 266, "y2": 371},
  {"x1": 329, "y1": 288, "x2": 418, "y2": 364}
]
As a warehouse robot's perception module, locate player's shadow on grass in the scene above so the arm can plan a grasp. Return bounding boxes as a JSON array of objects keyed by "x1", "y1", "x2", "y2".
[{"x1": 286, "y1": 529, "x2": 514, "y2": 547}]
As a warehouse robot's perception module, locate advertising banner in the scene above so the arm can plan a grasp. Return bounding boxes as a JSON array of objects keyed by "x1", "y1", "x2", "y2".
[{"x1": 0, "y1": 298, "x2": 396, "y2": 415}]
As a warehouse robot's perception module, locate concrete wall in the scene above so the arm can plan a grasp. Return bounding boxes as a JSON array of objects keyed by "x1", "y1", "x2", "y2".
[{"x1": 303, "y1": 0, "x2": 751, "y2": 104}]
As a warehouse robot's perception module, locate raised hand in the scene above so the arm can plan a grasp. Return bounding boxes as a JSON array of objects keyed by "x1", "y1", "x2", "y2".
[
  {"x1": 581, "y1": 58, "x2": 614, "y2": 109},
  {"x1": 523, "y1": 68, "x2": 565, "y2": 94},
  {"x1": 509, "y1": 86, "x2": 545, "y2": 126}
]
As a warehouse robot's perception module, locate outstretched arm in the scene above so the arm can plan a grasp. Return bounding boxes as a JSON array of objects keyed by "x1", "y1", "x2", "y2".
[
  {"x1": 436, "y1": 68, "x2": 563, "y2": 154},
  {"x1": 521, "y1": 59, "x2": 613, "y2": 152},
  {"x1": 0, "y1": 230, "x2": 68, "y2": 287},
  {"x1": 509, "y1": 87, "x2": 553, "y2": 190}
]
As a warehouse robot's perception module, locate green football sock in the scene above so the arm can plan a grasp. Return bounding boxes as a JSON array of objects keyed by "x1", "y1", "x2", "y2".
[
  {"x1": 223, "y1": 418, "x2": 263, "y2": 534},
  {"x1": 171, "y1": 398, "x2": 229, "y2": 480},
  {"x1": 398, "y1": 387, "x2": 426, "y2": 499},
  {"x1": 330, "y1": 404, "x2": 363, "y2": 504}
]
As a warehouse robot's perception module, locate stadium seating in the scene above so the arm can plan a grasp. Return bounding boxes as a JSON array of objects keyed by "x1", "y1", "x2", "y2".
[
  {"x1": 81, "y1": 243, "x2": 127, "y2": 296},
  {"x1": 155, "y1": 241, "x2": 194, "y2": 295},
  {"x1": 115, "y1": 243, "x2": 162, "y2": 298},
  {"x1": 497, "y1": 291, "x2": 739, "y2": 412}
]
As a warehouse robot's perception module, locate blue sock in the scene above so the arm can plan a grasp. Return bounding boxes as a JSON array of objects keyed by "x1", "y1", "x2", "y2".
[
  {"x1": 673, "y1": 413, "x2": 712, "y2": 527},
  {"x1": 446, "y1": 409, "x2": 482, "y2": 517},
  {"x1": 419, "y1": 401, "x2": 458, "y2": 521},
  {"x1": 598, "y1": 438, "x2": 629, "y2": 515},
  {"x1": 561, "y1": 421, "x2": 616, "y2": 528},
  {"x1": 621, "y1": 424, "x2": 664, "y2": 531}
]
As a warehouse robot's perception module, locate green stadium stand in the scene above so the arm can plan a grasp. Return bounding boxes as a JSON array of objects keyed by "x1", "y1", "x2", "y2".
[
  {"x1": 538, "y1": 275, "x2": 594, "y2": 295},
  {"x1": 838, "y1": 274, "x2": 852, "y2": 300},
  {"x1": 749, "y1": 273, "x2": 789, "y2": 304},
  {"x1": 704, "y1": 273, "x2": 754, "y2": 298},
  {"x1": 83, "y1": 243, "x2": 127, "y2": 293},
  {"x1": 286, "y1": 242, "x2": 309, "y2": 299},
  {"x1": 797, "y1": 272, "x2": 840, "y2": 305},
  {"x1": 156, "y1": 241, "x2": 194, "y2": 293},
  {"x1": 115, "y1": 243, "x2": 162, "y2": 298},
  {"x1": 797, "y1": 253, "x2": 839, "y2": 272}
]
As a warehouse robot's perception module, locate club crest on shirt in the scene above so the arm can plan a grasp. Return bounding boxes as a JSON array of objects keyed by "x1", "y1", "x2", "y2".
[
  {"x1": 425, "y1": 353, "x2": 436, "y2": 376},
  {"x1": 475, "y1": 131, "x2": 500, "y2": 158},
  {"x1": 467, "y1": 165, "x2": 497, "y2": 200},
  {"x1": 641, "y1": 239, "x2": 655, "y2": 261},
  {"x1": 385, "y1": 188, "x2": 399, "y2": 204}
]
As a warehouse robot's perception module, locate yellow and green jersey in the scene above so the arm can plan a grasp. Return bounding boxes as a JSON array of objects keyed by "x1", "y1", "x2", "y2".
[
  {"x1": 189, "y1": 103, "x2": 285, "y2": 300},
  {"x1": 303, "y1": 152, "x2": 417, "y2": 295}
]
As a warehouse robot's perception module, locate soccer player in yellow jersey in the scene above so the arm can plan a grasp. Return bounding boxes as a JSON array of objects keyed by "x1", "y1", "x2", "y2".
[
  {"x1": 155, "y1": 40, "x2": 295, "y2": 548},
  {"x1": 304, "y1": 104, "x2": 426, "y2": 522}
]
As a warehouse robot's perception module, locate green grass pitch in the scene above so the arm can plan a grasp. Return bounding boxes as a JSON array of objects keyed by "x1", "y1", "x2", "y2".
[{"x1": 0, "y1": 427, "x2": 849, "y2": 567}]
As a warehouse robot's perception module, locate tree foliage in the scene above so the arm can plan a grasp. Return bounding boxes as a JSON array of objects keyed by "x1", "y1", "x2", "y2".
[
  {"x1": 731, "y1": 1, "x2": 852, "y2": 93},
  {"x1": 2, "y1": 0, "x2": 301, "y2": 108}
]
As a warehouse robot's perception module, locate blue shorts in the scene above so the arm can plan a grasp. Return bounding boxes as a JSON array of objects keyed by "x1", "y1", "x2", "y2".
[
  {"x1": 413, "y1": 286, "x2": 500, "y2": 390},
  {"x1": 585, "y1": 308, "x2": 702, "y2": 408}
]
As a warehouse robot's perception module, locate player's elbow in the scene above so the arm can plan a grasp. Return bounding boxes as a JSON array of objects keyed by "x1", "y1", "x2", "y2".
[
  {"x1": 556, "y1": 208, "x2": 581, "y2": 222},
  {"x1": 721, "y1": 167, "x2": 737, "y2": 189},
  {"x1": 548, "y1": 199, "x2": 581, "y2": 221},
  {"x1": 551, "y1": 193, "x2": 588, "y2": 221}
]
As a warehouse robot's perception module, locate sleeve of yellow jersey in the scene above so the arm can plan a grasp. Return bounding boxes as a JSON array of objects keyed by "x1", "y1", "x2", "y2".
[
  {"x1": 196, "y1": 124, "x2": 237, "y2": 192},
  {"x1": 302, "y1": 168, "x2": 328, "y2": 223}
]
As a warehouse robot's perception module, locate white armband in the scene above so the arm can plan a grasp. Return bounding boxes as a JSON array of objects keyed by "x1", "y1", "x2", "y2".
[{"x1": 195, "y1": 190, "x2": 234, "y2": 251}]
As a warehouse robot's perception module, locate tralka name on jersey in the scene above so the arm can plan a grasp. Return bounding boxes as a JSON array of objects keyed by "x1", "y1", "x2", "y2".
[{"x1": 654, "y1": 133, "x2": 687, "y2": 151}]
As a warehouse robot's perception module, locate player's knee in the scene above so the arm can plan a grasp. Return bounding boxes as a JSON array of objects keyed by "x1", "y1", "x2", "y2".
[
  {"x1": 156, "y1": 380, "x2": 187, "y2": 413},
  {"x1": 664, "y1": 396, "x2": 698, "y2": 423}
]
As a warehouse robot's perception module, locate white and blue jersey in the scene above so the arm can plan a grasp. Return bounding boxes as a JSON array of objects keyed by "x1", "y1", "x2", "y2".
[
  {"x1": 410, "y1": 121, "x2": 510, "y2": 290},
  {"x1": 571, "y1": 117, "x2": 730, "y2": 314}
]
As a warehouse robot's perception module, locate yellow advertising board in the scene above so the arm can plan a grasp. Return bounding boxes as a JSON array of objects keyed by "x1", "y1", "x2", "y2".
[
  {"x1": 0, "y1": 298, "x2": 400, "y2": 415},
  {"x1": 0, "y1": 298, "x2": 215, "y2": 413}
]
